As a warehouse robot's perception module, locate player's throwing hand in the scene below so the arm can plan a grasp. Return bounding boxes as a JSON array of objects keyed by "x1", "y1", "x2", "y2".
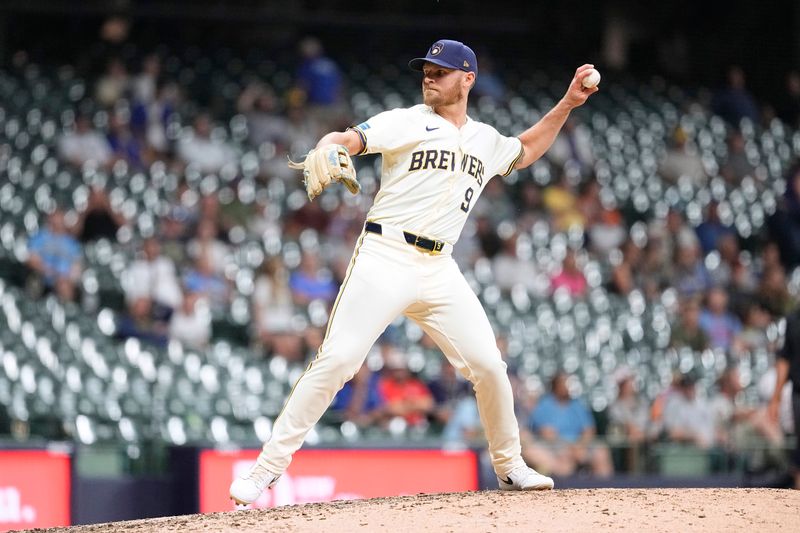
[{"x1": 562, "y1": 64, "x2": 600, "y2": 109}]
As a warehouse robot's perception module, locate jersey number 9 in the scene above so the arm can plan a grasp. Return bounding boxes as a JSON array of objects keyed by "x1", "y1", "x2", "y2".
[{"x1": 460, "y1": 187, "x2": 474, "y2": 213}]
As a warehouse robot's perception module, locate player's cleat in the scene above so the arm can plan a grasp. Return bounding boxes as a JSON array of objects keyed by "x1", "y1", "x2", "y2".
[
  {"x1": 497, "y1": 465, "x2": 554, "y2": 491},
  {"x1": 229, "y1": 461, "x2": 281, "y2": 506}
]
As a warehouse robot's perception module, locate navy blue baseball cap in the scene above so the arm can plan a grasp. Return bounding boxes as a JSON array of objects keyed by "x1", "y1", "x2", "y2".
[{"x1": 409, "y1": 40, "x2": 478, "y2": 75}]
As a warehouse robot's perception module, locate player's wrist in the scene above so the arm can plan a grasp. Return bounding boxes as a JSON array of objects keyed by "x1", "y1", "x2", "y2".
[{"x1": 557, "y1": 97, "x2": 578, "y2": 112}]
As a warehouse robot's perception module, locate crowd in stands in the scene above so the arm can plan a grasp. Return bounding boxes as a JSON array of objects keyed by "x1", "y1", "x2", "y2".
[{"x1": 12, "y1": 37, "x2": 800, "y2": 477}]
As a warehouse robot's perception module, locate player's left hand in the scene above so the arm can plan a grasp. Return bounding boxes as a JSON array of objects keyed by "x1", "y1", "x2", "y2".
[
  {"x1": 288, "y1": 144, "x2": 361, "y2": 201},
  {"x1": 562, "y1": 64, "x2": 599, "y2": 109}
]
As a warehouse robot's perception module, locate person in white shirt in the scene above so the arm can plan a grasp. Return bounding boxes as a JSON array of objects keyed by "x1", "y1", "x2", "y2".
[
  {"x1": 58, "y1": 114, "x2": 112, "y2": 168},
  {"x1": 122, "y1": 237, "x2": 183, "y2": 311},
  {"x1": 177, "y1": 113, "x2": 237, "y2": 173},
  {"x1": 187, "y1": 219, "x2": 229, "y2": 275},
  {"x1": 169, "y1": 292, "x2": 211, "y2": 350}
]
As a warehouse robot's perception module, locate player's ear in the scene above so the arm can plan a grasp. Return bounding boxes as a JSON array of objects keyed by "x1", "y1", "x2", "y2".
[{"x1": 464, "y1": 72, "x2": 476, "y2": 90}]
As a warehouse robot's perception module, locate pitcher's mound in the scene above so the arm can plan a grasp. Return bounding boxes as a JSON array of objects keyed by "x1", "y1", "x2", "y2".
[{"x1": 28, "y1": 488, "x2": 799, "y2": 533}]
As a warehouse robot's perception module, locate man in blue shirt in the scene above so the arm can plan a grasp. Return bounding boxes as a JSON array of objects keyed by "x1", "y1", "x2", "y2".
[
  {"x1": 27, "y1": 210, "x2": 82, "y2": 301},
  {"x1": 528, "y1": 372, "x2": 613, "y2": 477}
]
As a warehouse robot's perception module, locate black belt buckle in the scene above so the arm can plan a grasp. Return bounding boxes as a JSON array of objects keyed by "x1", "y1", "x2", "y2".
[{"x1": 412, "y1": 233, "x2": 443, "y2": 255}]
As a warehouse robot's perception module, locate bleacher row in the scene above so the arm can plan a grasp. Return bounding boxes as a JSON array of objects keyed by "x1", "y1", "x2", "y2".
[{"x1": 0, "y1": 49, "x2": 796, "y2": 452}]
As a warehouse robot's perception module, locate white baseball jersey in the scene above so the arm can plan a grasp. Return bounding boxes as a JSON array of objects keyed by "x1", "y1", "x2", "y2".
[
  {"x1": 350, "y1": 104, "x2": 523, "y2": 244},
  {"x1": 255, "y1": 104, "x2": 531, "y2": 487}
]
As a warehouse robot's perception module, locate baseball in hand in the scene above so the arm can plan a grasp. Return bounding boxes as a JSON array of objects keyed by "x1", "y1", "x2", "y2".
[{"x1": 582, "y1": 68, "x2": 601, "y2": 88}]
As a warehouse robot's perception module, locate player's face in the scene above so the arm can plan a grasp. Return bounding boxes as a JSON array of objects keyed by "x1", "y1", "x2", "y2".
[{"x1": 421, "y1": 63, "x2": 466, "y2": 107}]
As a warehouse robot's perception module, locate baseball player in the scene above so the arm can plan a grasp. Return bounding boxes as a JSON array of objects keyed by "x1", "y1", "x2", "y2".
[{"x1": 230, "y1": 39, "x2": 599, "y2": 504}]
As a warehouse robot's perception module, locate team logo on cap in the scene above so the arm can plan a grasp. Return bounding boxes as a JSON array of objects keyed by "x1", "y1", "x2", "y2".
[{"x1": 430, "y1": 43, "x2": 443, "y2": 56}]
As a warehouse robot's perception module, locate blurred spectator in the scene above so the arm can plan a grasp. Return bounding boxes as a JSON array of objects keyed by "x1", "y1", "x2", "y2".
[
  {"x1": 58, "y1": 114, "x2": 112, "y2": 168},
  {"x1": 760, "y1": 365, "x2": 794, "y2": 438},
  {"x1": 710, "y1": 367, "x2": 783, "y2": 452},
  {"x1": 670, "y1": 241, "x2": 712, "y2": 297},
  {"x1": 131, "y1": 53, "x2": 160, "y2": 105},
  {"x1": 550, "y1": 249, "x2": 587, "y2": 297},
  {"x1": 527, "y1": 372, "x2": 614, "y2": 476},
  {"x1": 768, "y1": 161, "x2": 800, "y2": 269},
  {"x1": 188, "y1": 219, "x2": 229, "y2": 274},
  {"x1": 330, "y1": 363, "x2": 385, "y2": 427},
  {"x1": 219, "y1": 180, "x2": 256, "y2": 234},
  {"x1": 295, "y1": 37, "x2": 343, "y2": 125},
  {"x1": 638, "y1": 239, "x2": 671, "y2": 300},
  {"x1": 734, "y1": 301, "x2": 776, "y2": 357},
  {"x1": 285, "y1": 102, "x2": 319, "y2": 159},
  {"x1": 237, "y1": 83, "x2": 290, "y2": 147},
  {"x1": 757, "y1": 241, "x2": 784, "y2": 275},
  {"x1": 699, "y1": 287, "x2": 742, "y2": 352},
  {"x1": 649, "y1": 207, "x2": 699, "y2": 267},
  {"x1": 442, "y1": 397, "x2": 484, "y2": 445},
  {"x1": 472, "y1": 54, "x2": 506, "y2": 102},
  {"x1": 137, "y1": 81, "x2": 180, "y2": 155},
  {"x1": 74, "y1": 187, "x2": 126, "y2": 243},
  {"x1": 649, "y1": 372, "x2": 682, "y2": 438},
  {"x1": 549, "y1": 117, "x2": 594, "y2": 174},
  {"x1": 578, "y1": 180, "x2": 625, "y2": 254},
  {"x1": 516, "y1": 181, "x2": 545, "y2": 219},
  {"x1": 107, "y1": 111, "x2": 145, "y2": 169},
  {"x1": 252, "y1": 256, "x2": 296, "y2": 350},
  {"x1": 710, "y1": 233, "x2": 757, "y2": 295},
  {"x1": 492, "y1": 232, "x2": 539, "y2": 293},
  {"x1": 543, "y1": 172, "x2": 583, "y2": 231},
  {"x1": 696, "y1": 201, "x2": 736, "y2": 255},
  {"x1": 289, "y1": 251, "x2": 338, "y2": 305},
  {"x1": 159, "y1": 209, "x2": 189, "y2": 266},
  {"x1": 168, "y1": 292, "x2": 211, "y2": 350},
  {"x1": 427, "y1": 362, "x2": 471, "y2": 428},
  {"x1": 285, "y1": 201, "x2": 331, "y2": 238},
  {"x1": 195, "y1": 194, "x2": 226, "y2": 234},
  {"x1": 474, "y1": 215, "x2": 503, "y2": 259},
  {"x1": 608, "y1": 239, "x2": 642, "y2": 296},
  {"x1": 26, "y1": 210, "x2": 82, "y2": 301},
  {"x1": 95, "y1": 58, "x2": 129, "y2": 107},
  {"x1": 670, "y1": 297, "x2": 710, "y2": 352},
  {"x1": 758, "y1": 265, "x2": 794, "y2": 318},
  {"x1": 658, "y1": 126, "x2": 707, "y2": 185},
  {"x1": 662, "y1": 372, "x2": 714, "y2": 448},
  {"x1": 248, "y1": 198, "x2": 282, "y2": 241},
  {"x1": 712, "y1": 66, "x2": 760, "y2": 126},
  {"x1": 177, "y1": 113, "x2": 237, "y2": 173},
  {"x1": 183, "y1": 253, "x2": 230, "y2": 313},
  {"x1": 608, "y1": 369, "x2": 651, "y2": 444},
  {"x1": 768, "y1": 307, "x2": 800, "y2": 489},
  {"x1": 378, "y1": 345, "x2": 434, "y2": 428},
  {"x1": 778, "y1": 71, "x2": 800, "y2": 128},
  {"x1": 720, "y1": 131, "x2": 756, "y2": 185},
  {"x1": 122, "y1": 237, "x2": 183, "y2": 313},
  {"x1": 116, "y1": 297, "x2": 169, "y2": 348},
  {"x1": 474, "y1": 178, "x2": 515, "y2": 223}
]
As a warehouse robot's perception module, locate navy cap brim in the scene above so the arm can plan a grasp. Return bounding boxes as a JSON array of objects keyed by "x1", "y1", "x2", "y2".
[{"x1": 408, "y1": 57, "x2": 462, "y2": 72}]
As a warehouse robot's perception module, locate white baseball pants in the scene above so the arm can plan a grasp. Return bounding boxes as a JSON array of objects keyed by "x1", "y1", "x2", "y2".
[{"x1": 258, "y1": 228, "x2": 526, "y2": 477}]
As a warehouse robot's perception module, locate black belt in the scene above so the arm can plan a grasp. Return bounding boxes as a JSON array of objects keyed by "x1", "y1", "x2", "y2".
[{"x1": 364, "y1": 221, "x2": 446, "y2": 255}]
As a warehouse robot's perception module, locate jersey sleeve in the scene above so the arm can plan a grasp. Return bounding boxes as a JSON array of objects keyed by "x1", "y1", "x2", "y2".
[
  {"x1": 487, "y1": 128, "x2": 524, "y2": 177},
  {"x1": 346, "y1": 108, "x2": 406, "y2": 156}
]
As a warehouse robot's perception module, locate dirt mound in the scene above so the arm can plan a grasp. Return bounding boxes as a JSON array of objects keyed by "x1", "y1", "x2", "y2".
[{"x1": 23, "y1": 488, "x2": 799, "y2": 533}]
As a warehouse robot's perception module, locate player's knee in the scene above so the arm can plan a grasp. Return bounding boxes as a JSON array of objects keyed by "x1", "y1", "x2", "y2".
[
  {"x1": 469, "y1": 350, "x2": 507, "y2": 380},
  {"x1": 313, "y1": 344, "x2": 366, "y2": 381}
]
